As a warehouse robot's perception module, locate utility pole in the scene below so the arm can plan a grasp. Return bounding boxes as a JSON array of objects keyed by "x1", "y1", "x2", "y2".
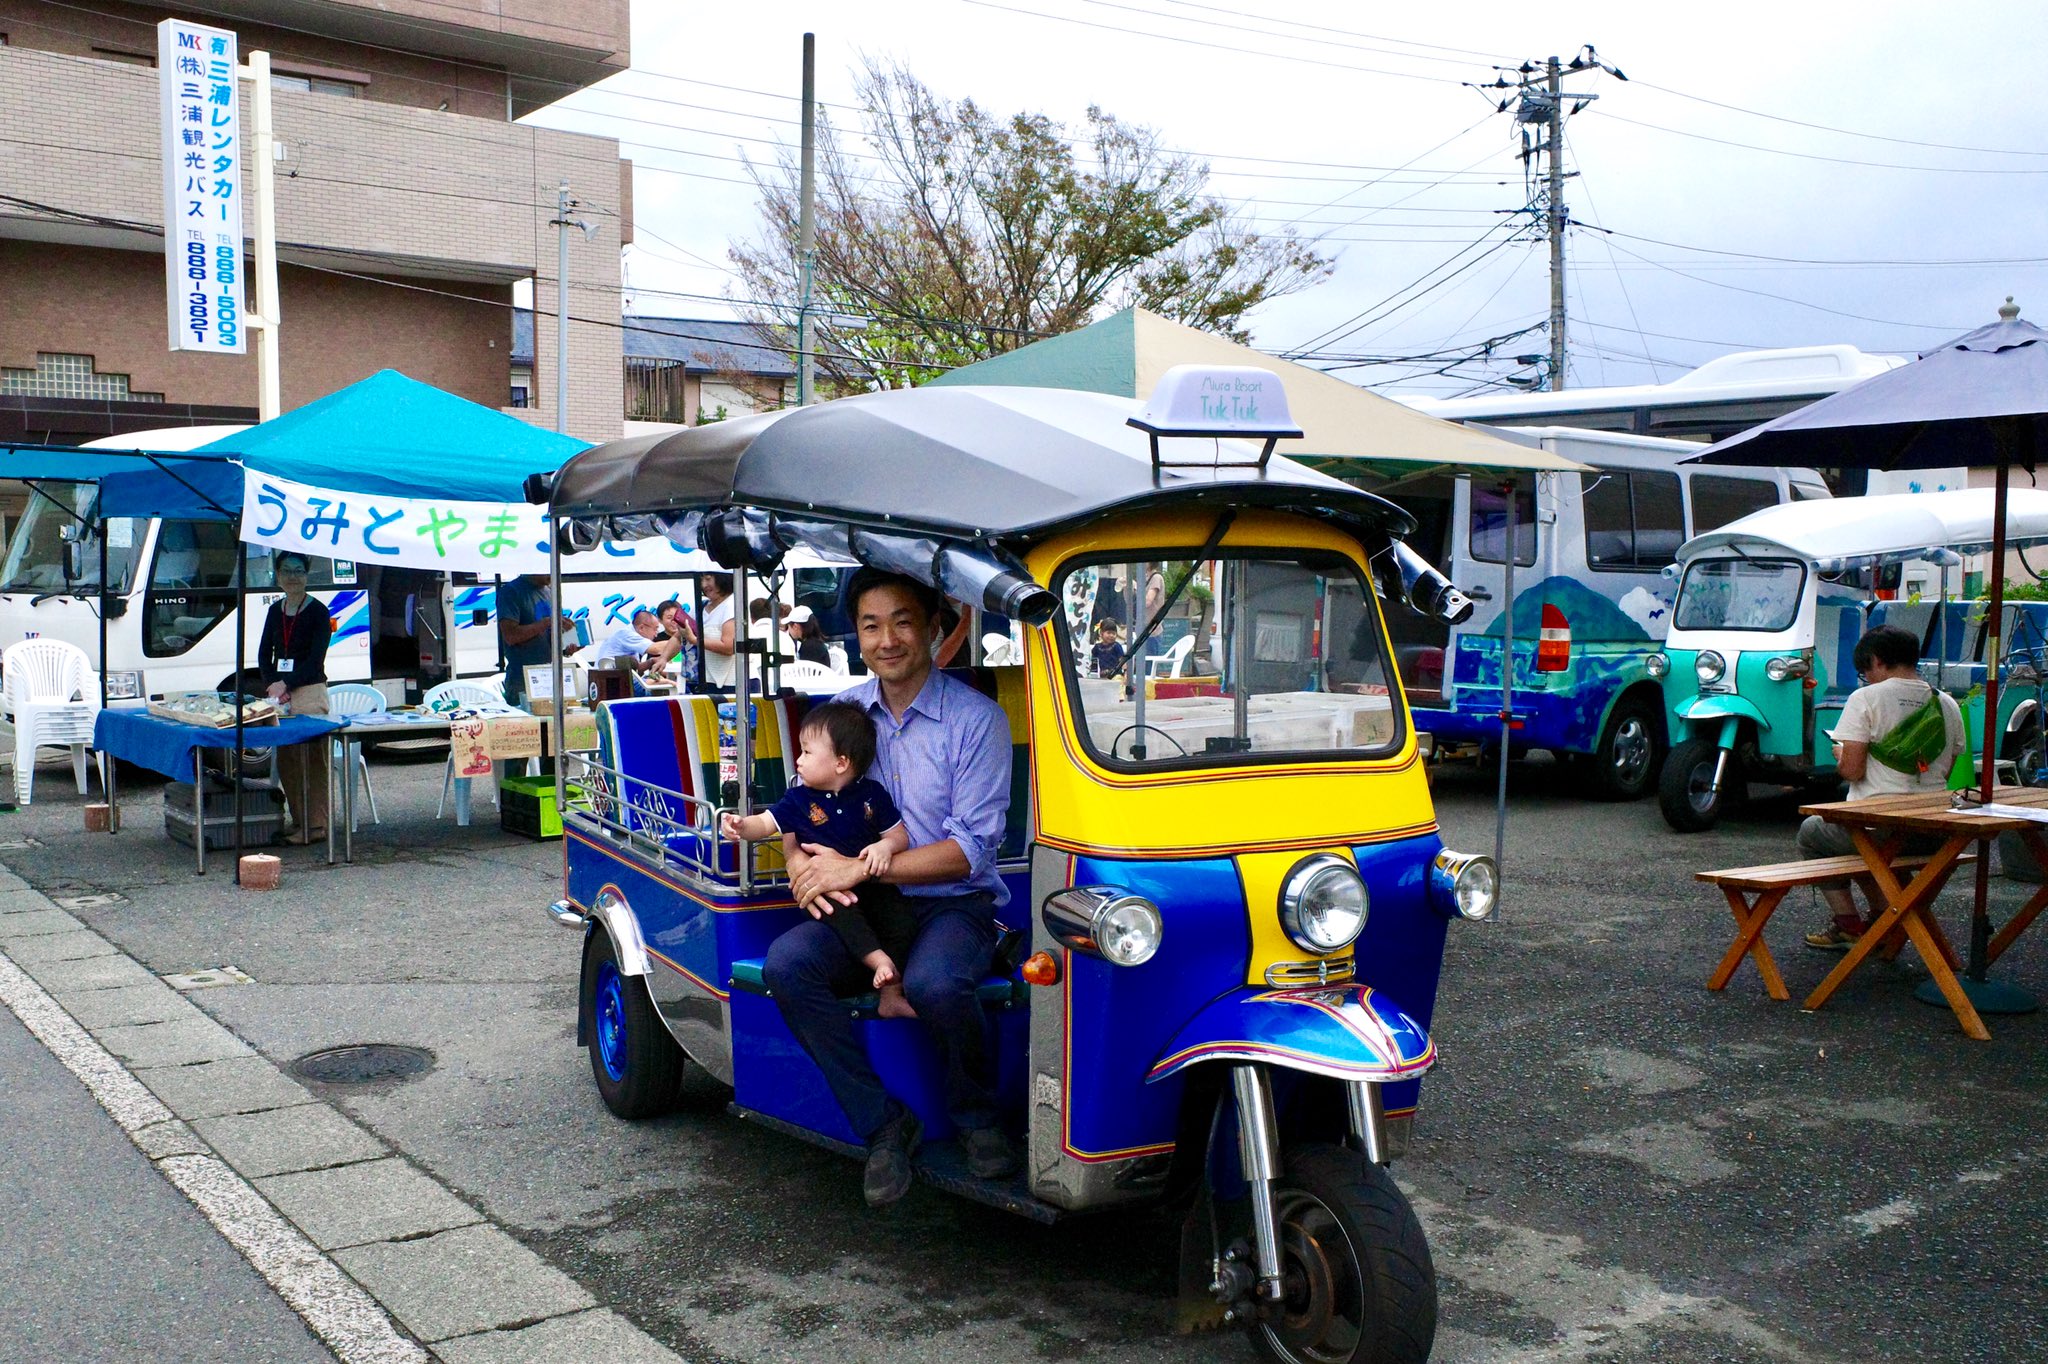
[
  {"x1": 552, "y1": 179, "x2": 572, "y2": 434},
  {"x1": 795, "y1": 32, "x2": 818, "y2": 407},
  {"x1": 240, "y1": 50, "x2": 281, "y2": 420},
  {"x1": 1543, "y1": 56, "x2": 1566, "y2": 391},
  {"x1": 1477, "y1": 46, "x2": 1621, "y2": 392}
]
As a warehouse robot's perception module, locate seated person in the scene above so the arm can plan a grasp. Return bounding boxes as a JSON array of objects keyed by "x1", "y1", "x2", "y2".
[
  {"x1": 749, "y1": 597, "x2": 798, "y2": 657},
  {"x1": 1800, "y1": 623, "x2": 1966, "y2": 949},
  {"x1": 721, "y1": 701, "x2": 915, "y2": 1018},
  {"x1": 592, "y1": 609, "x2": 665, "y2": 673}
]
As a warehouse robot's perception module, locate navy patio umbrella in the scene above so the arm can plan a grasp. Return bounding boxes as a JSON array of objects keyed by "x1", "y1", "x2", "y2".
[{"x1": 1690, "y1": 298, "x2": 2048, "y2": 1013}]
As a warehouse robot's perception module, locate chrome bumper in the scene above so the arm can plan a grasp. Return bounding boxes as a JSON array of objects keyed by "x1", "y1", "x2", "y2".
[{"x1": 547, "y1": 899, "x2": 587, "y2": 929}]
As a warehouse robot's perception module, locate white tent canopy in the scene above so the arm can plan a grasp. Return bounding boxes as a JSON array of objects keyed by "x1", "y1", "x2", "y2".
[{"x1": 1677, "y1": 488, "x2": 2048, "y2": 568}]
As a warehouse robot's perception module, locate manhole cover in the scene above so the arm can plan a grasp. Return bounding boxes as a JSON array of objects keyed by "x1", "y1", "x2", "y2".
[{"x1": 288, "y1": 1043, "x2": 434, "y2": 1087}]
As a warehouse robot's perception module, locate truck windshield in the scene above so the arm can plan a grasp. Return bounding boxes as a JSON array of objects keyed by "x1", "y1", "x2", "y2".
[
  {"x1": 1056, "y1": 549, "x2": 1404, "y2": 770},
  {"x1": 1674, "y1": 558, "x2": 1806, "y2": 632},
  {"x1": 0, "y1": 488, "x2": 145, "y2": 594}
]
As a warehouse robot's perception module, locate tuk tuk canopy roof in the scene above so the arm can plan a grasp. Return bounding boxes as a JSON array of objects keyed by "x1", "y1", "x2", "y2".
[
  {"x1": 928, "y1": 307, "x2": 1589, "y2": 478},
  {"x1": 1677, "y1": 488, "x2": 2048, "y2": 567},
  {"x1": 547, "y1": 383, "x2": 1416, "y2": 543}
]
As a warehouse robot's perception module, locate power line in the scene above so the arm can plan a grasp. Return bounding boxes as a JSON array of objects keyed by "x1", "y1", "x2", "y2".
[
  {"x1": 1587, "y1": 108, "x2": 2048, "y2": 175},
  {"x1": 1630, "y1": 77, "x2": 2048, "y2": 159},
  {"x1": 1593, "y1": 235, "x2": 1970, "y2": 331}
]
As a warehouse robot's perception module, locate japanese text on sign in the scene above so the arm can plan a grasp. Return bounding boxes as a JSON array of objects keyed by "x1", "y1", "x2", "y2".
[
  {"x1": 158, "y1": 19, "x2": 244, "y2": 354},
  {"x1": 238, "y1": 470, "x2": 716, "y2": 576}
]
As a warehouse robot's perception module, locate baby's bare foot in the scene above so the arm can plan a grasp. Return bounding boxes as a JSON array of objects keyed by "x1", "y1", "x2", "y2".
[
  {"x1": 876, "y1": 984, "x2": 918, "y2": 1019},
  {"x1": 868, "y1": 953, "x2": 900, "y2": 989}
]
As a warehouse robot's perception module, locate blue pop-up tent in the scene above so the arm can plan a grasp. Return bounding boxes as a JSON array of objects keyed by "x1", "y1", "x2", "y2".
[{"x1": 82, "y1": 369, "x2": 589, "y2": 520}]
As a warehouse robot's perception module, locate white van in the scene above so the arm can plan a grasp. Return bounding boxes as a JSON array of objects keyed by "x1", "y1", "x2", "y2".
[
  {"x1": 1377, "y1": 427, "x2": 1829, "y2": 799},
  {"x1": 0, "y1": 427, "x2": 725, "y2": 705}
]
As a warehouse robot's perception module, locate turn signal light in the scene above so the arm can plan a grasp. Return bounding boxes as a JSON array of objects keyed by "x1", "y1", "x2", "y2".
[{"x1": 1021, "y1": 950, "x2": 1061, "y2": 986}]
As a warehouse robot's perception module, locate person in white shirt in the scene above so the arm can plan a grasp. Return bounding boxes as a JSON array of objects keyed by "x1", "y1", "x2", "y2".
[
  {"x1": 593, "y1": 609, "x2": 662, "y2": 671},
  {"x1": 700, "y1": 573, "x2": 737, "y2": 688},
  {"x1": 1799, "y1": 624, "x2": 1966, "y2": 949}
]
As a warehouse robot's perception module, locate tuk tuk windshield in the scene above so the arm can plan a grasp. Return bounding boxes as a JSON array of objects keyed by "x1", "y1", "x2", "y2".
[
  {"x1": 1056, "y1": 550, "x2": 1404, "y2": 770},
  {"x1": 1674, "y1": 557, "x2": 1806, "y2": 632}
]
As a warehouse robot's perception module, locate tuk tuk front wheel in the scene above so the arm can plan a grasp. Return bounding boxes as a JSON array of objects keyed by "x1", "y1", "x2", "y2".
[
  {"x1": 1249, "y1": 1145, "x2": 1435, "y2": 1364},
  {"x1": 583, "y1": 930, "x2": 683, "y2": 1119},
  {"x1": 1658, "y1": 737, "x2": 1730, "y2": 833}
]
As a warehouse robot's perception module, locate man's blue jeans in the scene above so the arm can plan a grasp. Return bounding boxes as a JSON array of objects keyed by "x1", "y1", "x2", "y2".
[{"x1": 761, "y1": 890, "x2": 1000, "y2": 1142}]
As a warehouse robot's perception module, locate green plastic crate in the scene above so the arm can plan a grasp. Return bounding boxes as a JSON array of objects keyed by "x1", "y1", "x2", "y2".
[{"x1": 499, "y1": 773, "x2": 567, "y2": 840}]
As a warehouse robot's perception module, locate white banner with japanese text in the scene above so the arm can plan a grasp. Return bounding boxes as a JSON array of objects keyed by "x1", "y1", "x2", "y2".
[
  {"x1": 239, "y1": 469, "x2": 715, "y2": 575},
  {"x1": 159, "y1": 19, "x2": 246, "y2": 354}
]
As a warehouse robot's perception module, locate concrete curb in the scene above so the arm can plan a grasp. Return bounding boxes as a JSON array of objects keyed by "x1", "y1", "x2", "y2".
[{"x1": 0, "y1": 873, "x2": 680, "y2": 1363}]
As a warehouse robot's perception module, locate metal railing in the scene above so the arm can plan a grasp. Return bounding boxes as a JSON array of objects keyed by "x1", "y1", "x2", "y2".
[{"x1": 559, "y1": 749, "x2": 786, "y2": 893}]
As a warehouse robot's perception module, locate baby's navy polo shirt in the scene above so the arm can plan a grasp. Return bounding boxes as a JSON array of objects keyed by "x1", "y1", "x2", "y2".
[{"x1": 765, "y1": 777, "x2": 904, "y2": 858}]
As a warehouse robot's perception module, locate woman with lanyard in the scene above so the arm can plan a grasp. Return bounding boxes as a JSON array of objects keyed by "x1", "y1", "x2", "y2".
[{"x1": 257, "y1": 551, "x2": 332, "y2": 845}]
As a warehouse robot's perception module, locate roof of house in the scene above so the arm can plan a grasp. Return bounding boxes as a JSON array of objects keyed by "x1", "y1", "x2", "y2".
[{"x1": 512, "y1": 310, "x2": 794, "y2": 379}]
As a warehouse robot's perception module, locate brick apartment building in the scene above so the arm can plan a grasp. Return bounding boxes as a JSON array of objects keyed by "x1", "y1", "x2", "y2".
[{"x1": 0, "y1": 0, "x2": 631, "y2": 448}]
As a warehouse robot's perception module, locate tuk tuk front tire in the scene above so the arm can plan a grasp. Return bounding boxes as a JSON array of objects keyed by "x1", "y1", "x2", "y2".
[
  {"x1": 1659, "y1": 737, "x2": 1729, "y2": 833},
  {"x1": 583, "y1": 930, "x2": 683, "y2": 1119},
  {"x1": 1249, "y1": 1144, "x2": 1436, "y2": 1364}
]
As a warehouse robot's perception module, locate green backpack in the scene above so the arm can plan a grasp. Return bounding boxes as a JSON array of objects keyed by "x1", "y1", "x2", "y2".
[{"x1": 1866, "y1": 687, "x2": 1955, "y2": 779}]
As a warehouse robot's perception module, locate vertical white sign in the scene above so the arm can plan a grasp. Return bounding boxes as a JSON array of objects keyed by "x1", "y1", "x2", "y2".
[{"x1": 159, "y1": 18, "x2": 245, "y2": 354}]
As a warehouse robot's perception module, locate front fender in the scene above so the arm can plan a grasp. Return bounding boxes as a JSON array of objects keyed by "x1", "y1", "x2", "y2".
[
  {"x1": 585, "y1": 885, "x2": 651, "y2": 977},
  {"x1": 1146, "y1": 983, "x2": 1434, "y2": 1085},
  {"x1": 1674, "y1": 693, "x2": 1771, "y2": 733}
]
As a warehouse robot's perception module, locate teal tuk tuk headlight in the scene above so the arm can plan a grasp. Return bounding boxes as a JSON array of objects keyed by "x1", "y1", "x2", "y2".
[
  {"x1": 1696, "y1": 649, "x2": 1726, "y2": 684},
  {"x1": 1645, "y1": 652, "x2": 1670, "y2": 679},
  {"x1": 1765, "y1": 655, "x2": 1810, "y2": 683},
  {"x1": 1431, "y1": 850, "x2": 1499, "y2": 920},
  {"x1": 1280, "y1": 854, "x2": 1368, "y2": 954},
  {"x1": 1042, "y1": 886, "x2": 1163, "y2": 966}
]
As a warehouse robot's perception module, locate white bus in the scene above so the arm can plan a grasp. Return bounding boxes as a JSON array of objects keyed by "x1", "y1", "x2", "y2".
[{"x1": 0, "y1": 427, "x2": 740, "y2": 706}]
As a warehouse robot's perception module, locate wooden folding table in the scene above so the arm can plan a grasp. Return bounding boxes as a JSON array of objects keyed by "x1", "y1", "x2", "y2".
[{"x1": 1798, "y1": 786, "x2": 2048, "y2": 1040}]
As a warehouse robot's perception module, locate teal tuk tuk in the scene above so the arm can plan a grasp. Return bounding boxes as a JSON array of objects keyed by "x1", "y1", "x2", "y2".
[{"x1": 1651, "y1": 489, "x2": 2048, "y2": 830}]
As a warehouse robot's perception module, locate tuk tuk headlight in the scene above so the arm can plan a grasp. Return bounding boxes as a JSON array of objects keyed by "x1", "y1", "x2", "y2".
[
  {"x1": 1042, "y1": 886, "x2": 1163, "y2": 967},
  {"x1": 1432, "y1": 850, "x2": 1498, "y2": 921},
  {"x1": 1280, "y1": 854, "x2": 1368, "y2": 954},
  {"x1": 1645, "y1": 652, "x2": 1669, "y2": 679},
  {"x1": 1764, "y1": 655, "x2": 1809, "y2": 683},
  {"x1": 1696, "y1": 650, "x2": 1726, "y2": 684}
]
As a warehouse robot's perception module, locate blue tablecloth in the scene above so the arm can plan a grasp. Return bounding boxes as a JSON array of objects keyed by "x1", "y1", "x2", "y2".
[{"x1": 93, "y1": 709, "x2": 343, "y2": 782}]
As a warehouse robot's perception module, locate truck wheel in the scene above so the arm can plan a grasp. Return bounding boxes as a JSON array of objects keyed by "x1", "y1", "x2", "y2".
[
  {"x1": 582, "y1": 930, "x2": 683, "y2": 1119},
  {"x1": 1658, "y1": 738, "x2": 1729, "y2": 832},
  {"x1": 1582, "y1": 697, "x2": 1661, "y2": 801},
  {"x1": 1249, "y1": 1145, "x2": 1435, "y2": 1364}
]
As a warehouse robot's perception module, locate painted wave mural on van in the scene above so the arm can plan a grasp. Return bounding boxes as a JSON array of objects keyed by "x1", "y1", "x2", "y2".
[{"x1": 1409, "y1": 577, "x2": 1674, "y2": 756}]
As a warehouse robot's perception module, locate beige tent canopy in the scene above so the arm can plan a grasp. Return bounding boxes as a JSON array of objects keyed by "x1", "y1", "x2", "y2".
[{"x1": 931, "y1": 306, "x2": 1589, "y2": 477}]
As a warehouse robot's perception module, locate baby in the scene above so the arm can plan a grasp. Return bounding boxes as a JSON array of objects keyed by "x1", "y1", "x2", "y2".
[{"x1": 720, "y1": 701, "x2": 918, "y2": 1018}]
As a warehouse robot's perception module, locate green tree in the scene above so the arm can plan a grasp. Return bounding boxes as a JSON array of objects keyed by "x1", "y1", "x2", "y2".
[{"x1": 730, "y1": 60, "x2": 1333, "y2": 391}]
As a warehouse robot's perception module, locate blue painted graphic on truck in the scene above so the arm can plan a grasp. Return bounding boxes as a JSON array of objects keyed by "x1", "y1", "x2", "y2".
[{"x1": 1412, "y1": 576, "x2": 1670, "y2": 755}]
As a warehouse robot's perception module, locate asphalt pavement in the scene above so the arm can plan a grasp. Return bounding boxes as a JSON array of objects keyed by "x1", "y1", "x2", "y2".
[
  {"x1": 1, "y1": 750, "x2": 2044, "y2": 1363},
  {"x1": 0, "y1": 1000, "x2": 335, "y2": 1364}
]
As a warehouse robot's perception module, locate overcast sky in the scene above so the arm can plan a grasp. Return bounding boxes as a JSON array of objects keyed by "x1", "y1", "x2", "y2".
[{"x1": 526, "y1": 0, "x2": 2048, "y2": 398}]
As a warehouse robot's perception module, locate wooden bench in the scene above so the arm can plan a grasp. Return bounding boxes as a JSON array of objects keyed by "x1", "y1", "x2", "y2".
[{"x1": 1697, "y1": 853, "x2": 1971, "y2": 1000}]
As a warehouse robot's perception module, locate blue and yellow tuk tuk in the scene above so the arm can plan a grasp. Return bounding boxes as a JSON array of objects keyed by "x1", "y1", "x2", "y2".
[{"x1": 534, "y1": 370, "x2": 1493, "y2": 1363}]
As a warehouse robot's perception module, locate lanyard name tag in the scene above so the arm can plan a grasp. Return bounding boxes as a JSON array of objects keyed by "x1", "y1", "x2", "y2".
[{"x1": 277, "y1": 659, "x2": 294, "y2": 676}]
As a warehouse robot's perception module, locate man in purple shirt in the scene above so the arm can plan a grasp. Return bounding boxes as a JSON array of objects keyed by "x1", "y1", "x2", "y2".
[{"x1": 762, "y1": 569, "x2": 1018, "y2": 1206}]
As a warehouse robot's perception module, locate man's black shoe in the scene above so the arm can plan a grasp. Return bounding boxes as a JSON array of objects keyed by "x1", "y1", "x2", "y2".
[
  {"x1": 863, "y1": 1110, "x2": 922, "y2": 1208},
  {"x1": 960, "y1": 1124, "x2": 1019, "y2": 1180}
]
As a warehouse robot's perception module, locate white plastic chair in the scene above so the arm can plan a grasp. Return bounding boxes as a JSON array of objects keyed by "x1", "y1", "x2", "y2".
[
  {"x1": 1145, "y1": 634, "x2": 1197, "y2": 680},
  {"x1": 777, "y1": 658, "x2": 842, "y2": 689},
  {"x1": 826, "y1": 642, "x2": 848, "y2": 673},
  {"x1": 425, "y1": 679, "x2": 513, "y2": 817},
  {"x1": 2, "y1": 639, "x2": 97, "y2": 806},
  {"x1": 324, "y1": 683, "x2": 385, "y2": 830}
]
